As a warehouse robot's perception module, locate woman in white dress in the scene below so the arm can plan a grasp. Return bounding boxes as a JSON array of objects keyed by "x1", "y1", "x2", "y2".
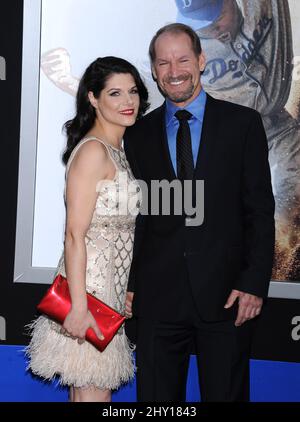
[{"x1": 26, "y1": 57, "x2": 149, "y2": 402}]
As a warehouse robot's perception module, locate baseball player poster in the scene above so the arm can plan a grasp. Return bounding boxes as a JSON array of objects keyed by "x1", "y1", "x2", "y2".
[
  {"x1": 175, "y1": 0, "x2": 300, "y2": 283},
  {"x1": 16, "y1": 0, "x2": 300, "y2": 292}
]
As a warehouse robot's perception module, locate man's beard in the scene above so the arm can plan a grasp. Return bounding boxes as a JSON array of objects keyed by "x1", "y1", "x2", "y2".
[{"x1": 160, "y1": 75, "x2": 195, "y2": 103}]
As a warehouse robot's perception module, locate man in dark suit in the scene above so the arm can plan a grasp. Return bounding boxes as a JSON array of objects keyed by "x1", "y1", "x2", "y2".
[{"x1": 124, "y1": 23, "x2": 275, "y2": 402}]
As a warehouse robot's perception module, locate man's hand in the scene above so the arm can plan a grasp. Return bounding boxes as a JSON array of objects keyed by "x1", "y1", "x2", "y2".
[
  {"x1": 125, "y1": 292, "x2": 134, "y2": 319},
  {"x1": 41, "y1": 48, "x2": 79, "y2": 96},
  {"x1": 224, "y1": 289, "x2": 263, "y2": 326}
]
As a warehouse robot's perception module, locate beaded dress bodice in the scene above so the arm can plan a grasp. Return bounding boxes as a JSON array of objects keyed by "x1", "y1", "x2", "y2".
[{"x1": 57, "y1": 137, "x2": 141, "y2": 314}]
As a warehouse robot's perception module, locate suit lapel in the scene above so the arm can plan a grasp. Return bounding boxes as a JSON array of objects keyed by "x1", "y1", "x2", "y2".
[
  {"x1": 194, "y1": 94, "x2": 220, "y2": 181},
  {"x1": 154, "y1": 102, "x2": 177, "y2": 180}
]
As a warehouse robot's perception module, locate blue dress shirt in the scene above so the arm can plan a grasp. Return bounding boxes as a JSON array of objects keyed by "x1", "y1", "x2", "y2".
[{"x1": 165, "y1": 89, "x2": 207, "y2": 175}]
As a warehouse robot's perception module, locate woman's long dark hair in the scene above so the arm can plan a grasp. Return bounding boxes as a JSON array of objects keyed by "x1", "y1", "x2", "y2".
[{"x1": 62, "y1": 56, "x2": 149, "y2": 165}]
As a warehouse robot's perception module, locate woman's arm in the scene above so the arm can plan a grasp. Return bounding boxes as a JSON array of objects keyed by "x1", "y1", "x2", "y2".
[{"x1": 62, "y1": 140, "x2": 112, "y2": 342}]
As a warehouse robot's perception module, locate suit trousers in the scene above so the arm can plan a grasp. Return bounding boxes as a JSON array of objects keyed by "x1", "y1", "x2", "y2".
[{"x1": 135, "y1": 282, "x2": 253, "y2": 402}]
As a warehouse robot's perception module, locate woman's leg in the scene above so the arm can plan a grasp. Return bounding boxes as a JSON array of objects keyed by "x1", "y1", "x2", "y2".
[
  {"x1": 69, "y1": 386, "x2": 74, "y2": 402},
  {"x1": 71, "y1": 386, "x2": 111, "y2": 402}
]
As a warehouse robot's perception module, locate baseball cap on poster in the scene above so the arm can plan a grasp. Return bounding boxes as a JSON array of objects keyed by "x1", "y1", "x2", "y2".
[{"x1": 175, "y1": 0, "x2": 224, "y2": 30}]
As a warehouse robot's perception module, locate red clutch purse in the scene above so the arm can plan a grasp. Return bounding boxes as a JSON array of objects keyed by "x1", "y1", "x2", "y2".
[{"x1": 37, "y1": 274, "x2": 125, "y2": 352}]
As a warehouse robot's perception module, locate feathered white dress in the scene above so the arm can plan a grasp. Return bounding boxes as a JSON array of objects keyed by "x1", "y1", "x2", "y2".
[{"x1": 26, "y1": 137, "x2": 141, "y2": 390}]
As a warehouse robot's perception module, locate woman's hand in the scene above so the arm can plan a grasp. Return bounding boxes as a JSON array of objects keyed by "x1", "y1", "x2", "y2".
[{"x1": 62, "y1": 308, "x2": 104, "y2": 344}]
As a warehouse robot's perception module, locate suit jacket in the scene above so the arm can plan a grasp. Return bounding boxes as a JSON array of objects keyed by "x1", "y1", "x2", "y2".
[{"x1": 124, "y1": 94, "x2": 275, "y2": 322}]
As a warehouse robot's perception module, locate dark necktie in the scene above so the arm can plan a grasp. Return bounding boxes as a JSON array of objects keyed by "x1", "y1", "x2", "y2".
[{"x1": 175, "y1": 110, "x2": 194, "y2": 181}]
